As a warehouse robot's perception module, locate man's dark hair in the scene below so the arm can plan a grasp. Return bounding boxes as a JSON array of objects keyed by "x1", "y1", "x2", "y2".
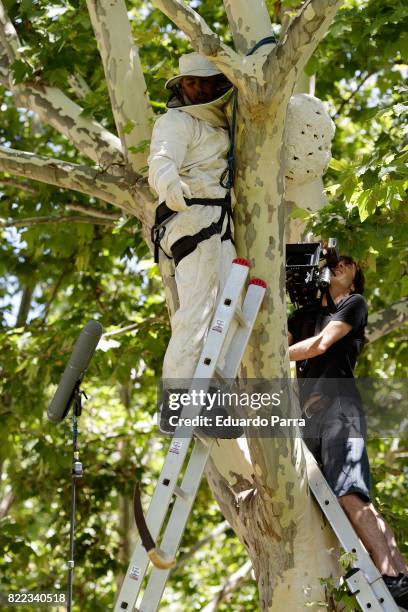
[{"x1": 339, "y1": 255, "x2": 365, "y2": 295}]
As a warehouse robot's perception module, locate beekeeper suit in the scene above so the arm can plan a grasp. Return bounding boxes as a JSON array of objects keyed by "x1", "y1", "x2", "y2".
[{"x1": 148, "y1": 53, "x2": 237, "y2": 434}]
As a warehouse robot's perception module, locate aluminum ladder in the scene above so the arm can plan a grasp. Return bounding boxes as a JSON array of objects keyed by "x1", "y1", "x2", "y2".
[{"x1": 114, "y1": 258, "x2": 266, "y2": 611}]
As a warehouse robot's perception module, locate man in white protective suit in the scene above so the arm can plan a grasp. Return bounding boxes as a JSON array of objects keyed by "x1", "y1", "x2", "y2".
[{"x1": 148, "y1": 52, "x2": 242, "y2": 437}]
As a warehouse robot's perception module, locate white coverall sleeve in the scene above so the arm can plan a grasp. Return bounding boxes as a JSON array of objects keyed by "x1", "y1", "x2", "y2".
[{"x1": 148, "y1": 110, "x2": 193, "y2": 204}]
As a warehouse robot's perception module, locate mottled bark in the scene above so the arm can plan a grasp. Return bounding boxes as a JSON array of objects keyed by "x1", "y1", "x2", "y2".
[
  {"x1": 151, "y1": 0, "x2": 243, "y2": 87},
  {"x1": 265, "y1": 0, "x2": 344, "y2": 88},
  {"x1": 67, "y1": 73, "x2": 91, "y2": 100},
  {"x1": 0, "y1": 1, "x2": 19, "y2": 59},
  {"x1": 0, "y1": 145, "x2": 149, "y2": 216},
  {"x1": 87, "y1": 0, "x2": 154, "y2": 172},
  {"x1": 13, "y1": 85, "x2": 125, "y2": 167},
  {"x1": 366, "y1": 297, "x2": 408, "y2": 343}
]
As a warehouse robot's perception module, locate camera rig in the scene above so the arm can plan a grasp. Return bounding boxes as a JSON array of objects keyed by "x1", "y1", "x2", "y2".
[{"x1": 286, "y1": 238, "x2": 339, "y2": 308}]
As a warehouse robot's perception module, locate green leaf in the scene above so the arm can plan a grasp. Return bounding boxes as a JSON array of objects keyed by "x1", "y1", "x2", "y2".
[{"x1": 289, "y1": 206, "x2": 311, "y2": 221}]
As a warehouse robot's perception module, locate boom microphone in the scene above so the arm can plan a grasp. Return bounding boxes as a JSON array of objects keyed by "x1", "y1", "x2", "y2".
[{"x1": 47, "y1": 320, "x2": 103, "y2": 423}]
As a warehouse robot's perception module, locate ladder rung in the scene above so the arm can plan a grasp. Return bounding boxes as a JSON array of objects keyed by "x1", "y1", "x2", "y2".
[
  {"x1": 234, "y1": 307, "x2": 248, "y2": 327},
  {"x1": 173, "y1": 485, "x2": 191, "y2": 502}
]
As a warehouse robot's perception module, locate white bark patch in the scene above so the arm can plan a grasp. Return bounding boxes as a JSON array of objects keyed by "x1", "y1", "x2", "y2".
[
  {"x1": 86, "y1": 0, "x2": 154, "y2": 172},
  {"x1": 223, "y1": 0, "x2": 274, "y2": 54}
]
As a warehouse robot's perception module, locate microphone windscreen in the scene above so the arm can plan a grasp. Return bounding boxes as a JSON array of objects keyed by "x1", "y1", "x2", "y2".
[{"x1": 47, "y1": 320, "x2": 103, "y2": 423}]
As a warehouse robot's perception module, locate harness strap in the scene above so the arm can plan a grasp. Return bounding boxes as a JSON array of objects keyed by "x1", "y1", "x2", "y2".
[
  {"x1": 151, "y1": 196, "x2": 232, "y2": 265},
  {"x1": 171, "y1": 207, "x2": 227, "y2": 267},
  {"x1": 170, "y1": 195, "x2": 235, "y2": 267}
]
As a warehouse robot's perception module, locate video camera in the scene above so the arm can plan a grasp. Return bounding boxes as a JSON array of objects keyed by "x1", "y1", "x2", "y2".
[{"x1": 285, "y1": 238, "x2": 339, "y2": 308}]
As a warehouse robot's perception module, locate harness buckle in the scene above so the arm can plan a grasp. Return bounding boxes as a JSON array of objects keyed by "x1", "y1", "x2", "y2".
[
  {"x1": 151, "y1": 223, "x2": 166, "y2": 245},
  {"x1": 151, "y1": 224, "x2": 168, "y2": 264}
]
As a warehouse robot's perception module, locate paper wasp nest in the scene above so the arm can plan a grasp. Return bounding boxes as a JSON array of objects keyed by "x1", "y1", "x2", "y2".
[{"x1": 284, "y1": 94, "x2": 335, "y2": 187}]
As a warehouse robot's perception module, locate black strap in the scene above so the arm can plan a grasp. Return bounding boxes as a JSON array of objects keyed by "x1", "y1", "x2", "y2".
[
  {"x1": 171, "y1": 206, "x2": 228, "y2": 267},
  {"x1": 170, "y1": 192, "x2": 236, "y2": 266},
  {"x1": 247, "y1": 35, "x2": 276, "y2": 56},
  {"x1": 151, "y1": 196, "x2": 232, "y2": 264}
]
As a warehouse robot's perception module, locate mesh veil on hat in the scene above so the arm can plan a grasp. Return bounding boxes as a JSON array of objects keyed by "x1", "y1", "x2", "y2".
[{"x1": 165, "y1": 52, "x2": 222, "y2": 89}]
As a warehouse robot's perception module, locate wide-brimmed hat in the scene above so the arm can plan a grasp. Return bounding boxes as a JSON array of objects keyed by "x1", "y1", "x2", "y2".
[{"x1": 165, "y1": 52, "x2": 222, "y2": 89}]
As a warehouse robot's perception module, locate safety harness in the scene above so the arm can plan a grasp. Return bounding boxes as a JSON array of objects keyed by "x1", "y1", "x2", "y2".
[{"x1": 151, "y1": 35, "x2": 276, "y2": 267}]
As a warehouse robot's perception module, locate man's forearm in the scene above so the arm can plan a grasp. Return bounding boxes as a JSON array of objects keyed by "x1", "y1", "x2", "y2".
[{"x1": 289, "y1": 334, "x2": 325, "y2": 361}]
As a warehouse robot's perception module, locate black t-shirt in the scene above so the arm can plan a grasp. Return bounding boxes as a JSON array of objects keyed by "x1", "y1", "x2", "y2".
[{"x1": 288, "y1": 292, "x2": 368, "y2": 402}]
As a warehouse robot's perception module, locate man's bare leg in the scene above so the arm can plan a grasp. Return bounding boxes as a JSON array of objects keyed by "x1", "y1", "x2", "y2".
[
  {"x1": 339, "y1": 493, "x2": 407, "y2": 576},
  {"x1": 372, "y1": 505, "x2": 408, "y2": 574}
]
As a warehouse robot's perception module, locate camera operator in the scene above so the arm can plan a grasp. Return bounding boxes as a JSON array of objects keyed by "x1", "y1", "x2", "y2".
[{"x1": 288, "y1": 256, "x2": 408, "y2": 608}]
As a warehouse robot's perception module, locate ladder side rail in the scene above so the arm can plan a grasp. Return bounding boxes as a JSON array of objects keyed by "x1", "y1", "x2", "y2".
[
  {"x1": 304, "y1": 442, "x2": 380, "y2": 581},
  {"x1": 304, "y1": 443, "x2": 400, "y2": 611},
  {"x1": 139, "y1": 439, "x2": 213, "y2": 612},
  {"x1": 220, "y1": 281, "x2": 266, "y2": 379},
  {"x1": 346, "y1": 570, "x2": 401, "y2": 612},
  {"x1": 193, "y1": 260, "x2": 250, "y2": 380},
  {"x1": 114, "y1": 431, "x2": 196, "y2": 610}
]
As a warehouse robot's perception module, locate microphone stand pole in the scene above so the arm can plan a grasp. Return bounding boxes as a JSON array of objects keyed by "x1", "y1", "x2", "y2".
[{"x1": 67, "y1": 382, "x2": 86, "y2": 612}]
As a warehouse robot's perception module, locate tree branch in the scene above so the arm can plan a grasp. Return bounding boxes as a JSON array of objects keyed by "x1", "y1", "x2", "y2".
[
  {"x1": 0, "y1": 0, "x2": 125, "y2": 167},
  {"x1": 0, "y1": 176, "x2": 37, "y2": 194},
  {"x1": 67, "y1": 73, "x2": 91, "y2": 100},
  {"x1": 102, "y1": 314, "x2": 168, "y2": 339},
  {"x1": 151, "y1": 0, "x2": 244, "y2": 88},
  {"x1": 1, "y1": 215, "x2": 116, "y2": 228},
  {"x1": 0, "y1": 145, "x2": 149, "y2": 216},
  {"x1": 366, "y1": 297, "x2": 408, "y2": 344},
  {"x1": 0, "y1": 489, "x2": 16, "y2": 520},
  {"x1": 223, "y1": 0, "x2": 274, "y2": 54},
  {"x1": 335, "y1": 70, "x2": 376, "y2": 116},
  {"x1": 15, "y1": 284, "x2": 35, "y2": 327},
  {"x1": 201, "y1": 560, "x2": 253, "y2": 612},
  {"x1": 11, "y1": 83, "x2": 125, "y2": 168},
  {"x1": 0, "y1": 1, "x2": 19, "y2": 60},
  {"x1": 86, "y1": 0, "x2": 154, "y2": 172},
  {"x1": 265, "y1": 0, "x2": 343, "y2": 90},
  {"x1": 66, "y1": 203, "x2": 121, "y2": 220},
  {"x1": 175, "y1": 521, "x2": 229, "y2": 569},
  {"x1": 39, "y1": 267, "x2": 69, "y2": 324}
]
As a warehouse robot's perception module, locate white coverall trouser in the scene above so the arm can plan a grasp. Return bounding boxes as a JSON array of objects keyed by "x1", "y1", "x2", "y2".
[{"x1": 159, "y1": 204, "x2": 236, "y2": 384}]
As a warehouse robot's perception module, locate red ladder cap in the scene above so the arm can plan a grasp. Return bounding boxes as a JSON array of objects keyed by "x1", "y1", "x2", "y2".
[
  {"x1": 249, "y1": 278, "x2": 268, "y2": 288},
  {"x1": 232, "y1": 257, "x2": 251, "y2": 268}
]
